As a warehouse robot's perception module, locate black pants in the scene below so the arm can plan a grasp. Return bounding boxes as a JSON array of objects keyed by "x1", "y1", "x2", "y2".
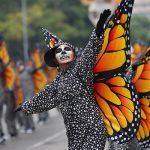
[
  {"x1": 0, "y1": 101, "x2": 4, "y2": 137},
  {"x1": 5, "y1": 91, "x2": 17, "y2": 136}
]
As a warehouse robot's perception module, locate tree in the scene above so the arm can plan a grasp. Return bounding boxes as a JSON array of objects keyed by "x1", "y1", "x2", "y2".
[
  {"x1": 0, "y1": 0, "x2": 92, "y2": 59},
  {"x1": 131, "y1": 16, "x2": 150, "y2": 44}
]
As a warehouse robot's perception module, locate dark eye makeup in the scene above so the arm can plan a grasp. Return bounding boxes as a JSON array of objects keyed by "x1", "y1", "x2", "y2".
[
  {"x1": 55, "y1": 46, "x2": 72, "y2": 54},
  {"x1": 55, "y1": 48, "x2": 62, "y2": 53},
  {"x1": 64, "y1": 47, "x2": 72, "y2": 51}
]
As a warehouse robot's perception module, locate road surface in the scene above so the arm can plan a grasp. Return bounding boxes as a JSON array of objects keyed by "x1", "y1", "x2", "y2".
[{"x1": 0, "y1": 109, "x2": 67, "y2": 150}]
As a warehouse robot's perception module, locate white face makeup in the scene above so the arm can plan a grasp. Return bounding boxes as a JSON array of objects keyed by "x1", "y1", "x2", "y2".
[{"x1": 55, "y1": 44, "x2": 74, "y2": 64}]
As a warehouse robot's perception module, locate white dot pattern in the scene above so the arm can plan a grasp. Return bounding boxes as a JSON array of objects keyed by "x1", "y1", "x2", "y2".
[{"x1": 22, "y1": 30, "x2": 107, "y2": 149}]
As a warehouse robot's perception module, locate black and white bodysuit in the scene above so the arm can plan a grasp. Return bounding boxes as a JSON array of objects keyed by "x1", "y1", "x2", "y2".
[{"x1": 22, "y1": 30, "x2": 107, "y2": 150}]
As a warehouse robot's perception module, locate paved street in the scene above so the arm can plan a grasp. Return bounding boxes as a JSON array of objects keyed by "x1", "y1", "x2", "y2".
[
  {"x1": 0, "y1": 109, "x2": 67, "y2": 150},
  {"x1": 1, "y1": 109, "x2": 148, "y2": 150}
]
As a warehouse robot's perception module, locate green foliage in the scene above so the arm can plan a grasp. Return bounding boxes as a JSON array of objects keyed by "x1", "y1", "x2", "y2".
[
  {"x1": 0, "y1": 0, "x2": 92, "y2": 59},
  {"x1": 131, "y1": 16, "x2": 150, "y2": 44},
  {"x1": 0, "y1": 1, "x2": 149, "y2": 60}
]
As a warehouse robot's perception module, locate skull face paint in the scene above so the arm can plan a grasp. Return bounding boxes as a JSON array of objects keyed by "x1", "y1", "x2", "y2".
[{"x1": 55, "y1": 44, "x2": 75, "y2": 64}]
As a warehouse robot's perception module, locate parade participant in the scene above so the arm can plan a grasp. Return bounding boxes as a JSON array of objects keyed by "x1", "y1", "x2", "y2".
[
  {"x1": 15, "y1": 61, "x2": 35, "y2": 133},
  {"x1": 15, "y1": 9, "x2": 111, "y2": 150},
  {"x1": 29, "y1": 46, "x2": 49, "y2": 124},
  {"x1": 0, "y1": 59, "x2": 6, "y2": 144},
  {"x1": 14, "y1": 61, "x2": 25, "y2": 131},
  {"x1": 0, "y1": 34, "x2": 17, "y2": 138}
]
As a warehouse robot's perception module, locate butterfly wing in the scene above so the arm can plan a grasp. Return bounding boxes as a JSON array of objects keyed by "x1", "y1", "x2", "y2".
[
  {"x1": 132, "y1": 49, "x2": 150, "y2": 96},
  {"x1": 136, "y1": 96, "x2": 150, "y2": 148},
  {"x1": 132, "y1": 49, "x2": 150, "y2": 148},
  {"x1": 94, "y1": 73, "x2": 140, "y2": 143},
  {"x1": 94, "y1": 0, "x2": 134, "y2": 79},
  {"x1": 93, "y1": 0, "x2": 141, "y2": 143}
]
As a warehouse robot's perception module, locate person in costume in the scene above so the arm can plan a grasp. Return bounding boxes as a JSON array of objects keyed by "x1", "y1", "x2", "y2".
[
  {"x1": 0, "y1": 34, "x2": 18, "y2": 138},
  {"x1": 29, "y1": 45, "x2": 49, "y2": 124},
  {"x1": 15, "y1": 61, "x2": 35, "y2": 133},
  {"x1": 0, "y1": 59, "x2": 6, "y2": 144},
  {"x1": 16, "y1": 0, "x2": 143, "y2": 149},
  {"x1": 14, "y1": 61, "x2": 25, "y2": 131},
  {"x1": 15, "y1": 10, "x2": 111, "y2": 150}
]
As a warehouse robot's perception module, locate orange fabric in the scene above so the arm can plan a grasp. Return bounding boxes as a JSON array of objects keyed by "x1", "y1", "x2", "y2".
[
  {"x1": 140, "y1": 98, "x2": 149, "y2": 106},
  {"x1": 132, "y1": 49, "x2": 150, "y2": 146},
  {"x1": 0, "y1": 43, "x2": 10, "y2": 64},
  {"x1": 94, "y1": 83, "x2": 121, "y2": 105},
  {"x1": 133, "y1": 58, "x2": 150, "y2": 93},
  {"x1": 111, "y1": 87, "x2": 131, "y2": 99},
  {"x1": 111, "y1": 105, "x2": 127, "y2": 128},
  {"x1": 134, "y1": 72, "x2": 150, "y2": 94},
  {"x1": 107, "y1": 37, "x2": 126, "y2": 51},
  {"x1": 120, "y1": 14, "x2": 128, "y2": 24},
  {"x1": 119, "y1": 106, "x2": 133, "y2": 123},
  {"x1": 133, "y1": 43, "x2": 141, "y2": 55},
  {"x1": 94, "y1": 75, "x2": 137, "y2": 137},
  {"x1": 3, "y1": 66, "x2": 15, "y2": 89},
  {"x1": 0, "y1": 43, "x2": 15, "y2": 89},
  {"x1": 103, "y1": 116, "x2": 113, "y2": 135},
  {"x1": 109, "y1": 25, "x2": 125, "y2": 41},
  {"x1": 31, "y1": 49, "x2": 47, "y2": 94},
  {"x1": 118, "y1": 95, "x2": 134, "y2": 112},
  {"x1": 132, "y1": 65, "x2": 144, "y2": 83},
  {"x1": 14, "y1": 72, "x2": 24, "y2": 107},
  {"x1": 106, "y1": 76, "x2": 125, "y2": 86},
  {"x1": 45, "y1": 67, "x2": 58, "y2": 83},
  {"x1": 32, "y1": 70, "x2": 47, "y2": 93},
  {"x1": 95, "y1": 93, "x2": 121, "y2": 132},
  {"x1": 93, "y1": 0, "x2": 139, "y2": 142},
  {"x1": 31, "y1": 49, "x2": 42, "y2": 68},
  {"x1": 136, "y1": 97, "x2": 150, "y2": 143},
  {"x1": 94, "y1": 22, "x2": 128, "y2": 75},
  {"x1": 94, "y1": 51, "x2": 126, "y2": 73},
  {"x1": 96, "y1": 28, "x2": 111, "y2": 64}
]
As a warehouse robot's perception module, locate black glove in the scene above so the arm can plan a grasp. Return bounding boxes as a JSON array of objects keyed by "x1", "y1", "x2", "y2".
[
  {"x1": 96, "y1": 9, "x2": 111, "y2": 38},
  {"x1": 14, "y1": 105, "x2": 22, "y2": 113}
]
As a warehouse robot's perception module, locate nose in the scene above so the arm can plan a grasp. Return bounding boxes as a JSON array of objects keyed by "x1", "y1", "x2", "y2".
[{"x1": 61, "y1": 50, "x2": 66, "y2": 54}]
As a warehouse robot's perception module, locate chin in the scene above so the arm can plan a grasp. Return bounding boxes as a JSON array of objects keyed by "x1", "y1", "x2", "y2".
[{"x1": 59, "y1": 59, "x2": 73, "y2": 64}]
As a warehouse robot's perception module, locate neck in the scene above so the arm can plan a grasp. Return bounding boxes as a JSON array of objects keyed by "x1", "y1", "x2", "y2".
[{"x1": 59, "y1": 63, "x2": 70, "y2": 70}]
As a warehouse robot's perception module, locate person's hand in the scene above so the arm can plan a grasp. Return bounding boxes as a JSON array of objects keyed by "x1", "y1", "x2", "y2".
[
  {"x1": 14, "y1": 105, "x2": 22, "y2": 113},
  {"x1": 96, "y1": 9, "x2": 111, "y2": 38}
]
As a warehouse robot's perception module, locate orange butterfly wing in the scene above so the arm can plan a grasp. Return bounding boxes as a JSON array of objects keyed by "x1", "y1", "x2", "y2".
[
  {"x1": 94, "y1": 0, "x2": 133, "y2": 78},
  {"x1": 93, "y1": 0, "x2": 141, "y2": 144},
  {"x1": 132, "y1": 49, "x2": 150, "y2": 148},
  {"x1": 132, "y1": 49, "x2": 150, "y2": 96},
  {"x1": 136, "y1": 96, "x2": 150, "y2": 148},
  {"x1": 94, "y1": 74, "x2": 140, "y2": 143}
]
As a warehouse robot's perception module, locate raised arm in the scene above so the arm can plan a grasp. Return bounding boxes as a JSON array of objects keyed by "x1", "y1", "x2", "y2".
[{"x1": 76, "y1": 10, "x2": 111, "y2": 72}]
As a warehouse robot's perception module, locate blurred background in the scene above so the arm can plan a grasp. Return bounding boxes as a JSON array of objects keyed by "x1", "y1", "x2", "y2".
[
  {"x1": 0, "y1": 0, "x2": 149, "y2": 61},
  {"x1": 0, "y1": 0, "x2": 149, "y2": 150}
]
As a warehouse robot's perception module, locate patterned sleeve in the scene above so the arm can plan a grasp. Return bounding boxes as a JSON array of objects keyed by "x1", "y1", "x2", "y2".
[
  {"x1": 75, "y1": 9, "x2": 111, "y2": 74},
  {"x1": 75, "y1": 29, "x2": 102, "y2": 75},
  {"x1": 21, "y1": 80, "x2": 59, "y2": 115}
]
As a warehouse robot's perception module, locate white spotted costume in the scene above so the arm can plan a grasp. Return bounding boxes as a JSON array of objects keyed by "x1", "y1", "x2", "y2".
[
  {"x1": 21, "y1": 26, "x2": 108, "y2": 149},
  {"x1": 20, "y1": 1, "x2": 141, "y2": 149}
]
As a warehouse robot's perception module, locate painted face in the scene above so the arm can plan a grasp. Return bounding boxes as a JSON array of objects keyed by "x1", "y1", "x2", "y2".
[{"x1": 55, "y1": 44, "x2": 74, "y2": 64}]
